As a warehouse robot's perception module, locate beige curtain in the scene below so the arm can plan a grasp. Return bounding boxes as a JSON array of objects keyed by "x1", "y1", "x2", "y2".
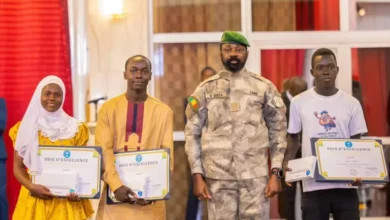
[
  {"x1": 252, "y1": 0, "x2": 296, "y2": 31},
  {"x1": 153, "y1": 0, "x2": 241, "y2": 33},
  {"x1": 154, "y1": 43, "x2": 223, "y2": 131}
]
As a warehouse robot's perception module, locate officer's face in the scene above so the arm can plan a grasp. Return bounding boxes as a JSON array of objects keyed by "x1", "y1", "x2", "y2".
[{"x1": 220, "y1": 44, "x2": 248, "y2": 72}]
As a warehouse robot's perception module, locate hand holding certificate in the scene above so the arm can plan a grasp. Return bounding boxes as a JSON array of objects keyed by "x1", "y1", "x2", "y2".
[
  {"x1": 311, "y1": 138, "x2": 389, "y2": 184},
  {"x1": 285, "y1": 156, "x2": 317, "y2": 183},
  {"x1": 107, "y1": 148, "x2": 171, "y2": 204},
  {"x1": 31, "y1": 146, "x2": 102, "y2": 199}
]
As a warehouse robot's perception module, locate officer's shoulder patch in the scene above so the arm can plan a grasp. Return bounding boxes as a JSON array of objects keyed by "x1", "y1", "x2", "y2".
[
  {"x1": 199, "y1": 74, "x2": 220, "y2": 87},
  {"x1": 250, "y1": 72, "x2": 272, "y2": 85},
  {"x1": 273, "y1": 96, "x2": 284, "y2": 108},
  {"x1": 187, "y1": 96, "x2": 200, "y2": 112}
]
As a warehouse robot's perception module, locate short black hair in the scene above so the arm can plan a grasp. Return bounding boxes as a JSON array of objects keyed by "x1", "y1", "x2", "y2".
[
  {"x1": 311, "y1": 48, "x2": 337, "y2": 68},
  {"x1": 125, "y1": 55, "x2": 152, "y2": 71},
  {"x1": 200, "y1": 66, "x2": 216, "y2": 77}
]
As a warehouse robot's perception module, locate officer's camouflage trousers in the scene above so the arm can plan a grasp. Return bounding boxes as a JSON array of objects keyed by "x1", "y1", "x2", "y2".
[{"x1": 206, "y1": 177, "x2": 270, "y2": 220}]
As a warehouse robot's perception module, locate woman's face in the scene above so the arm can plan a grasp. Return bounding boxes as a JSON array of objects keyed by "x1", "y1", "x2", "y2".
[{"x1": 41, "y1": 83, "x2": 63, "y2": 112}]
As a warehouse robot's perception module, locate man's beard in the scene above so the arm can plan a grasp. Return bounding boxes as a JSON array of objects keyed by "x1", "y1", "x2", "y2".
[{"x1": 221, "y1": 55, "x2": 247, "y2": 72}]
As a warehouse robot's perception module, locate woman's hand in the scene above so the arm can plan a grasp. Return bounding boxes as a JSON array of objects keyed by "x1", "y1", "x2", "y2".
[
  {"x1": 29, "y1": 184, "x2": 54, "y2": 200},
  {"x1": 66, "y1": 192, "x2": 81, "y2": 202}
]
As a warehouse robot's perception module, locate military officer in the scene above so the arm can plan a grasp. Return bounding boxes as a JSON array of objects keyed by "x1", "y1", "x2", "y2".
[{"x1": 184, "y1": 31, "x2": 288, "y2": 220}]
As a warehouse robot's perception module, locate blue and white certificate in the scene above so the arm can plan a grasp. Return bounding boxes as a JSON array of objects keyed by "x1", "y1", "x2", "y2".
[
  {"x1": 311, "y1": 138, "x2": 389, "y2": 183},
  {"x1": 31, "y1": 146, "x2": 102, "y2": 199},
  {"x1": 107, "y1": 148, "x2": 171, "y2": 204}
]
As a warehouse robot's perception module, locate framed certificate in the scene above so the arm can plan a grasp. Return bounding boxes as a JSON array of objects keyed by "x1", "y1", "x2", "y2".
[
  {"x1": 311, "y1": 138, "x2": 389, "y2": 183},
  {"x1": 106, "y1": 148, "x2": 171, "y2": 204},
  {"x1": 31, "y1": 146, "x2": 102, "y2": 199}
]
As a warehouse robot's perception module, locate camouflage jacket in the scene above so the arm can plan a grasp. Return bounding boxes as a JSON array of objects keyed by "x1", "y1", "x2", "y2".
[{"x1": 184, "y1": 68, "x2": 287, "y2": 180}]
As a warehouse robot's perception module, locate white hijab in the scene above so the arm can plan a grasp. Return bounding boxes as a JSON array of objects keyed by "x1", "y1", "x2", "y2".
[{"x1": 15, "y1": 75, "x2": 79, "y2": 175}]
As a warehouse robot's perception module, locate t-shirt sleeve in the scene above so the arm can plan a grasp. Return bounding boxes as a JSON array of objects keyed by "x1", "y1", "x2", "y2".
[
  {"x1": 287, "y1": 99, "x2": 302, "y2": 134},
  {"x1": 349, "y1": 102, "x2": 368, "y2": 136}
]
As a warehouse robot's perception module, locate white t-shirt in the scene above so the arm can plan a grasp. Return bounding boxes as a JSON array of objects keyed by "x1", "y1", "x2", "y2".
[{"x1": 288, "y1": 88, "x2": 368, "y2": 192}]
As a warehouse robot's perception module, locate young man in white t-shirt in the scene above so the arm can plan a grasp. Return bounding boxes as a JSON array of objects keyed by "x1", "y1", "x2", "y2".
[{"x1": 283, "y1": 48, "x2": 367, "y2": 220}]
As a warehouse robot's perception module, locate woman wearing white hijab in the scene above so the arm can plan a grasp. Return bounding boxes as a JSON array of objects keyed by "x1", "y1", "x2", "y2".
[{"x1": 9, "y1": 76, "x2": 93, "y2": 220}]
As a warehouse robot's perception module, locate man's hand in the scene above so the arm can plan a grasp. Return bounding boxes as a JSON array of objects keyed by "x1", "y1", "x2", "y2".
[
  {"x1": 29, "y1": 184, "x2": 54, "y2": 200},
  {"x1": 193, "y1": 174, "x2": 212, "y2": 201},
  {"x1": 349, "y1": 178, "x2": 363, "y2": 187},
  {"x1": 135, "y1": 199, "x2": 155, "y2": 206},
  {"x1": 265, "y1": 175, "x2": 282, "y2": 198},
  {"x1": 282, "y1": 160, "x2": 293, "y2": 187},
  {"x1": 114, "y1": 185, "x2": 137, "y2": 203}
]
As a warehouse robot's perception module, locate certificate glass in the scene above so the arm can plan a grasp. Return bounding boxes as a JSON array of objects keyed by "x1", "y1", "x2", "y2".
[
  {"x1": 311, "y1": 138, "x2": 389, "y2": 183},
  {"x1": 107, "y1": 148, "x2": 171, "y2": 204},
  {"x1": 31, "y1": 146, "x2": 102, "y2": 199}
]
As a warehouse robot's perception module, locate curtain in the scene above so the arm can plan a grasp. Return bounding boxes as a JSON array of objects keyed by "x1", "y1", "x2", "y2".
[
  {"x1": 356, "y1": 48, "x2": 390, "y2": 136},
  {"x1": 296, "y1": 0, "x2": 314, "y2": 30},
  {"x1": 252, "y1": 0, "x2": 296, "y2": 31},
  {"x1": 0, "y1": 0, "x2": 73, "y2": 217},
  {"x1": 153, "y1": 0, "x2": 241, "y2": 33},
  {"x1": 313, "y1": 0, "x2": 340, "y2": 30},
  {"x1": 154, "y1": 43, "x2": 223, "y2": 131},
  {"x1": 261, "y1": 50, "x2": 306, "y2": 91}
]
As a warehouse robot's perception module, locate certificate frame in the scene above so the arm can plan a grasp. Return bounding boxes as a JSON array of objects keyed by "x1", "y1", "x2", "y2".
[
  {"x1": 106, "y1": 148, "x2": 171, "y2": 204},
  {"x1": 32, "y1": 146, "x2": 102, "y2": 199},
  {"x1": 311, "y1": 138, "x2": 389, "y2": 184}
]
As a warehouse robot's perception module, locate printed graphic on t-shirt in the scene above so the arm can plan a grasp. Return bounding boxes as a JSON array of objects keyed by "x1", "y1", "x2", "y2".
[{"x1": 314, "y1": 111, "x2": 336, "y2": 131}]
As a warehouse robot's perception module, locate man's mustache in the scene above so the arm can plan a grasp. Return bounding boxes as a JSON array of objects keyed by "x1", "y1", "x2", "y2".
[{"x1": 227, "y1": 57, "x2": 240, "y2": 63}]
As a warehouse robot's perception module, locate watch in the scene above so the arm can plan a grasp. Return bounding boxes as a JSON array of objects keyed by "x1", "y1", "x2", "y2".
[{"x1": 271, "y1": 168, "x2": 284, "y2": 179}]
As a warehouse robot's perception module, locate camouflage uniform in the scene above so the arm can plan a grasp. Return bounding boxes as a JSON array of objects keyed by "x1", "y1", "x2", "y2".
[{"x1": 185, "y1": 69, "x2": 287, "y2": 220}]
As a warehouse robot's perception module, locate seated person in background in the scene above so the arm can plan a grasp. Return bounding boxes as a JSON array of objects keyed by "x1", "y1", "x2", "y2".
[
  {"x1": 10, "y1": 75, "x2": 93, "y2": 220},
  {"x1": 282, "y1": 78, "x2": 291, "y2": 93},
  {"x1": 200, "y1": 66, "x2": 217, "y2": 82},
  {"x1": 281, "y1": 77, "x2": 307, "y2": 128}
]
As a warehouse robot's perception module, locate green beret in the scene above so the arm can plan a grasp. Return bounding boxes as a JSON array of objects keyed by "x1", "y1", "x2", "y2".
[{"x1": 221, "y1": 31, "x2": 250, "y2": 47}]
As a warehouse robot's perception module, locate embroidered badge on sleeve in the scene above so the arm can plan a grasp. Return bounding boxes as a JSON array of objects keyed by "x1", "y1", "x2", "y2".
[{"x1": 187, "y1": 96, "x2": 200, "y2": 112}]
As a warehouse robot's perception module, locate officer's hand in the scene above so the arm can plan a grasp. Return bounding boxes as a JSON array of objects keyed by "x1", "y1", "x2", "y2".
[
  {"x1": 265, "y1": 175, "x2": 282, "y2": 198},
  {"x1": 114, "y1": 185, "x2": 137, "y2": 203},
  {"x1": 193, "y1": 174, "x2": 212, "y2": 201}
]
